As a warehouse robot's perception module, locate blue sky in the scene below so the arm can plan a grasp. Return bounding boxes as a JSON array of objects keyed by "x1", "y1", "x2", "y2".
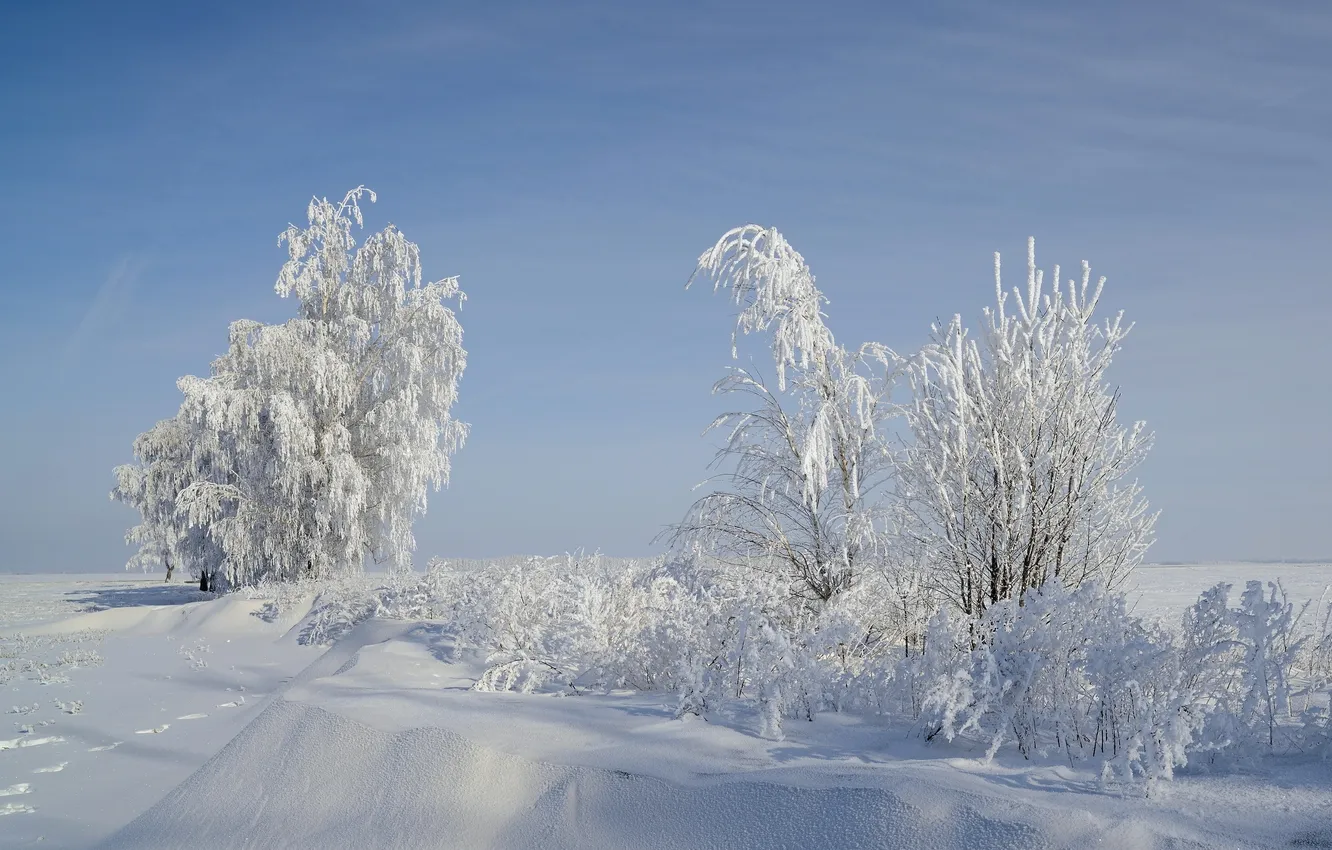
[{"x1": 2, "y1": 0, "x2": 1330, "y2": 572}]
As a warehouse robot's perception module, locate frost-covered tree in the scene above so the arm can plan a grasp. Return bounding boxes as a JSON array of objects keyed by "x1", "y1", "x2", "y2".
[
  {"x1": 666, "y1": 226, "x2": 900, "y2": 607},
  {"x1": 898, "y1": 239, "x2": 1156, "y2": 615},
  {"x1": 114, "y1": 188, "x2": 467, "y2": 588}
]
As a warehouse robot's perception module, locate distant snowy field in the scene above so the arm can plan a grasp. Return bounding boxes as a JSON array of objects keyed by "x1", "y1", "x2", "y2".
[
  {"x1": 2, "y1": 564, "x2": 1330, "y2": 849},
  {"x1": 1128, "y1": 562, "x2": 1332, "y2": 627}
]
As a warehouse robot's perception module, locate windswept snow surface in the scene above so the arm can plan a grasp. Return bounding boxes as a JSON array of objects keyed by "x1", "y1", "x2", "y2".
[{"x1": 2, "y1": 567, "x2": 1331, "y2": 849}]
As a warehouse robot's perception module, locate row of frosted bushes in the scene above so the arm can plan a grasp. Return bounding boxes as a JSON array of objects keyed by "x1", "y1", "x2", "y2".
[{"x1": 257, "y1": 554, "x2": 1332, "y2": 788}]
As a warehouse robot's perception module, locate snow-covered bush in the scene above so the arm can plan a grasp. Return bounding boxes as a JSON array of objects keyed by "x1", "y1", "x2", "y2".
[
  {"x1": 1231, "y1": 581, "x2": 1305, "y2": 748},
  {"x1": 275, "y1": 552, "x2": 1331, "y2": 776},
  {"x1": 282, "y1": 565, "x2": 455, "y2": 645},
  {"x1": 453, "y1": 554, "x2": 702, "y2": 695},
  {"x1": 292, "y1": 555, "x2": 698, "y2": 695},
  {"x1": 903, "y1": 581, "x2": 1196, "y2": 783},
  {"x1": 671, "y1": 569, "x2": 803, "y2": 725},
  {"x1": 1179, "y1": 581, "x2": 1319, "y2": 758},
  {"x1": 293, "y1": 574, "x2": 382, "y2": 645},
  {"x1": 320, "y1": 554, "x2": 878, "y2": 740},
  {"x1": 894, "y1": 578, "x2": 1326, "y2": 781},
  {"x1": 665, "y1": 557, "x2": 915, "y2": 738}
]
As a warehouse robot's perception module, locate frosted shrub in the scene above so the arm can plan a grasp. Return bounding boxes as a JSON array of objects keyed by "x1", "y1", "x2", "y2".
[
  {"x1": 907, "y1": 582, "x2": 1197, "y2": 783},
  {"x1": 418, "y1": 551, "x2": 877, "y2": 740},
  {"x1": 420, "y1": 554, "x2": 696, "y2": 695},
  {"x1": 296, "y1": 567, "x2": 449, "y2": 645},
  {"x1": 673, "y1": 572, "x2": 799, "y2": 723},
  {"x1": 245, "y1": 576, "x2": 319, "y2": 622},
  {"x1": 897, "y1": 607, "x2": 972, "y2": 724},
  {"x1": 299, "y1": 573, "x2": 382, "y2": 645},
  {"x1": 896, "y1": 578, "x2": 1328, "y2": 777},
  {"x1": 671, "y1": 564, "x2": 906, "y2": 739},
  {"x1": 1233, "y1": 581, "x2": 1304, "y2": 748},
  {"x1": 1182, "y1": 581, "x2": 1311, "y2": 757}
]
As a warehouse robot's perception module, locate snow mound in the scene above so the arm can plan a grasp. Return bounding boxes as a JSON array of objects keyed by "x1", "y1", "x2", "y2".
[{"x1": 102, "y1": 700, "x2": 1062, "y2": 850}]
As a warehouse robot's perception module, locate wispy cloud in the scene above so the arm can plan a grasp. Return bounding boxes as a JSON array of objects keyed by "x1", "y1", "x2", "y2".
[{"x1": 63, "y1": 256, "x2": 145, "y2": 364}]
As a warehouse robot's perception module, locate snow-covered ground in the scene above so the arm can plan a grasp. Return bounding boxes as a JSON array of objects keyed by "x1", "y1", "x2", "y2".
[
  {"x1": 1, "y1": 565, "x2": 1330, "y2": 849},
  {"x1": 0, "y1": 577, "x2": 322, "y2": 847}
]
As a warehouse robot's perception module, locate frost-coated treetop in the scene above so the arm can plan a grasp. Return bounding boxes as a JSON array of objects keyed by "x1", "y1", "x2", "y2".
[
  {"x1": 277, "y1": 187, "x2": 466, "y2": 324},
  {"x1": 115, "y1": 188, "x2": 468, "y2": 587},
  {"x1": 690, "y1": 225, "x2": 836, "y2": 392}
]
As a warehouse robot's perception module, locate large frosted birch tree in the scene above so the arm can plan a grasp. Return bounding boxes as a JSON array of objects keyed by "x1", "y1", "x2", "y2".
[{"x1": 114, "y1": 188, "x2": 468, "y2": 589}]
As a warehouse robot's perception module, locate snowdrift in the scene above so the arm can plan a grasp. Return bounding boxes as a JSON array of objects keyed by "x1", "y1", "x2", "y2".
[{"x1": 102, "y1": 700, "x2": 1065, "y2": 850}]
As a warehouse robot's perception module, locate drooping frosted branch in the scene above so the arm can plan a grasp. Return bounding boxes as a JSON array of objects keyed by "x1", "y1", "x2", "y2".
[{"x1": 690, "y1": 225, "x2": 836, "y2": 391}]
